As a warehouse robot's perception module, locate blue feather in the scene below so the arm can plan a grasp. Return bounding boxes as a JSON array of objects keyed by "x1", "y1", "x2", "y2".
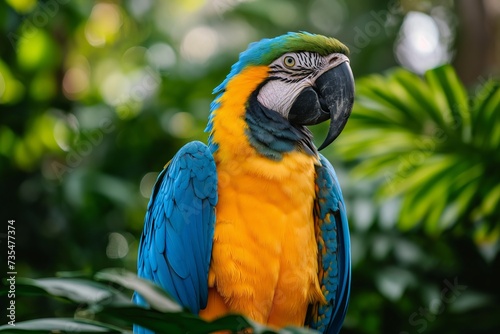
[
  {"x1": 154, "y1": 218, "x2": 166, "y2": 254},
  {"x1": 309, "y1": 154, "x2": 351, "y2": 334},
  {"x1": 134, "y1": 141, "x2": 217, "y2": 334}
]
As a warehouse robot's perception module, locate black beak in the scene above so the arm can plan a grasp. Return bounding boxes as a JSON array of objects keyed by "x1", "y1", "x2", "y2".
[{"x1": 288, "y1": 61, "x2": 354, "y2": 150}]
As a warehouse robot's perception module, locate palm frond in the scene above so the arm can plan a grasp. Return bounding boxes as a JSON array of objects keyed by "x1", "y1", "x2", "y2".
[{"x1": 337, "y1": 65, "x2": 500, "y2": 237}]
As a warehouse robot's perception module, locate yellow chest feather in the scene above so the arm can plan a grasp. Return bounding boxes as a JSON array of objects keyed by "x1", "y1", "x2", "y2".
[
  {"x1": 207, "y1": 151, "x2": 324, "y2": 326},
  {"x1": 200, "y1": 66, "x2": 325, "y2": 327}
]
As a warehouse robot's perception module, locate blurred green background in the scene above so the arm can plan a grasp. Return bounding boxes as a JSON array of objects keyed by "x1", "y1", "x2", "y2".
[{"x1": 1, "y1": 0, "x2": 500, "y2": 333}]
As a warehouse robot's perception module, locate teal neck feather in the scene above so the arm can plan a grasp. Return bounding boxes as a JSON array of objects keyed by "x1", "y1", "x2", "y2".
[{"x1": 244, "y1": 87, "x2": 316, "y2": 160}]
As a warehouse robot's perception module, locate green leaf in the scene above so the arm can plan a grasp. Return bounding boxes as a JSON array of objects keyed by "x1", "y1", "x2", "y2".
[
  {"x1": 442, "y1": 180, "x2": 479, "y2": 228},
  {"x1": 379, "y1": 155, "x2": 455, "y2": 198},
  {"x1": 481, "y1": 183, "x2": 500, "y2": 217},
  {"x1": 94, "y1": 270, "x2": 317, "y2": 334},
  {"x1": 94, "y1": 268, "x2": 182, "y2": 313},
  {"x1": 480, "y1": 86, "x2": 500, "y2": 149},
  {"x1": 471, "y1": 80, "x2": 500, "y2": 147},
  {"x1": 339, "y1": 65, "x2": 500, "y2": 235},
  {"x1": 391, "y1": 69, "x2": 445, "y2": 128},
  {"x1": 0, "y1": 318, "x2": 124, "y2": 333},
  {"x1": 424, "y1": 65, "x2": 470, "y2": 140},
  {"x1": 98, "y1": 305, "x2": 317, "y2": 334},
  {"x1": 98, "y1": 306, "x2": 250, "y2": 334},
  {"x1": 6, "y1": 269, "x2": 318, "y2": 334},
  {"x1": 13, "y1": 277, "x2": 131, "y2": 306}
]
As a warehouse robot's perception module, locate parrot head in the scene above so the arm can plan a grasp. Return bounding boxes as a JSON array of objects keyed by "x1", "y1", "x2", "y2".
[{"x1": 210, "y1": 31, "x2": 354, "y2": 153}]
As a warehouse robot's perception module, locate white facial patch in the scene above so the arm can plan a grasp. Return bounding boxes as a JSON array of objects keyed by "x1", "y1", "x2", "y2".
[
  {"x1": 257, "y1": 79, "x2": 313, "y2": 117},
  {"x1": 256, "y1": 52, "x2": 349, "y2": 118}
]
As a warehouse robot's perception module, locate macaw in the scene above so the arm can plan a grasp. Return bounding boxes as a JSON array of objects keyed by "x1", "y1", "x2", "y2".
[{"x1": 134, "y1": 32, "x2": 354, "y2": 333}]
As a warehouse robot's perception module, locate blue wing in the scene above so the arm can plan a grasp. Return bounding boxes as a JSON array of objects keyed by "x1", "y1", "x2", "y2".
[
  {"x1": 309, "y1": 154, "x2": 351, "y2": 334},
  {"x1": 133, "y1": 141, "x2": 217, "y2": 331}
]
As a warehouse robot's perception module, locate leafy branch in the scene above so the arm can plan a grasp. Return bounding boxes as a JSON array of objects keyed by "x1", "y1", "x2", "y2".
[{"x1": 0, "y1": 268, "x2": 318, "y2": 334}]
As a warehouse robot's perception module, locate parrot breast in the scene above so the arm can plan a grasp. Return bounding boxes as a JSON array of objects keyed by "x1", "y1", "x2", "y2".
[{"x1": 200, "y1": 66, "x2": 325, "y2": 327}]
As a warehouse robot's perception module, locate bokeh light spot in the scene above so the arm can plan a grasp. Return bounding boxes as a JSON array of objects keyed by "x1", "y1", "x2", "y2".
[
  {"x1": 101, "y1": 71, "x2": 129, "y2": 106},
  {"x1": 17, "y1": 28, "x2": 56, "y2": 71},
  {"x1": 106, "y1": 232, "x2": 129, "y2": 259},
  {"x1": 128, "y1": 0, "x2": 153, "y2": 18},
  {"x1": 309, "y1": 0, "x2": 345, "y2": 34},
  {"x1": 6, "y1": 0, "x2": 37, "y2": 13},
  {"x1": 53, "y1": 114, "x2": 78, "y2": 152},
  {"x1": 140, "y1": 172, "x2": 159, "y2": 198},
  {"x1": 178, "y1": 0, "x2": 206, "y2": 12},
  {"x1": 181, "y1": 26, "x2": 218, "y2": 64},
  {"x1": 148, "y1": 43, "x2": 177, "y2": 70},
  {"x1": 63, "y1": 67, "x2": 90, "y2": 99},
  {"x1": 85, "y1": 3, "x2": 122, "y2": 47},
  {"x1": 168, "y1": 112, "x2": 195, "y2": 138},
  {"x1": 395, "y1": 11, "x2": 452, "y2": 74}
]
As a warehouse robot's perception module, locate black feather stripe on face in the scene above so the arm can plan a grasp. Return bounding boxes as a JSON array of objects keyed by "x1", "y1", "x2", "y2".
[{"x1": 268, "y1": 52, "x2": 324, "y2": 83}]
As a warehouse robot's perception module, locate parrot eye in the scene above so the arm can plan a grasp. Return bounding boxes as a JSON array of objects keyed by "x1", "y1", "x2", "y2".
[{"x1": 283, "y1": 56, "x2": 296, "y2": 68}]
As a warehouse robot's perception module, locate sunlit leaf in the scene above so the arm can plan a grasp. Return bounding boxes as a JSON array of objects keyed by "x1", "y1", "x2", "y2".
[
  {"x1": 379, "y1": 155, "x2": 455, "y2": 198},
  {"x1": 481, "y1": 184, "x2": 500, "y2": 217},
  {"x1": 481, "y1": 87, "x2": 500, "y2": 149},
  {"x1": 99, "y1": 305, "x2": 317, "y2": 334},
  {"x1": 99, "y1": 306, "x2": 249, "y2": 334},
  {"x1": 424, "y1": 65, "x2": 469, "y2": 138},
  {"x1": 470, "y1": 81, "x2": 499, "y2": 147},
  {"x1": 14, "y1": 277, "x2": 131, "y2": 306},
  {"x1": 6, "y1": 269, "x2": 319, "y2": 334},
  {"x1": 0, "y1": 318, "x2": 123, "y2": 333},
  {"x1": 95, "y1": 268, "x2": 182, "y2": 313},
  {"x1": 340, "y1": 65, "x2": 500, "y2": 235},
  {"x1": 391, "y1": 69, "x2": 444, "y2": 127}
]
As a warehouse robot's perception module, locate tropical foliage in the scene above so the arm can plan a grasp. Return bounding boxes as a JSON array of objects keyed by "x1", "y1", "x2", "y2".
[
  {"x1": 337, "y1": 65, "x2": 500, "y2": 236},
  {"x1": 334, "y1": 65, "x2": 500, "y2": 334},
  {"x1": 1, "y1": 0, "x2": 499, "y2": 334},
  {"x1": 0, "y1": 269, "x2": 316, "y2": 334}
]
